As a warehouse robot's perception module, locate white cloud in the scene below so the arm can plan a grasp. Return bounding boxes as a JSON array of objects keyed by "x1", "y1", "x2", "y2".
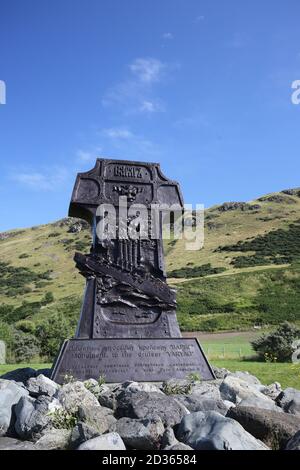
[
  {"x1": 195, "y1": 15, "x2": 205, "y2": 22},
  {"x1": 102, "y1": 57, "x2": 175, "y2": 115},
  {"x1": 100, "y1": 127, "x2": 161, "y2": 157},
  {"x1": 162, "y1": 32, "x2": 174, "y2": 40},
  {"x1": 139, "y1": 100, "x2": 164, "y2": 113},
  {"x1": 12, "y1": 167, "x2": 69, "y2": 191},
  {"x1": 76, "y1": 147, "x2": 102, "y2": 163},
  {"x1": 102, "y1": 128, "x2": 134, "y2": 139},
  {"x1": 129, "y1": 58, "x2": 165, "y2": 84}
]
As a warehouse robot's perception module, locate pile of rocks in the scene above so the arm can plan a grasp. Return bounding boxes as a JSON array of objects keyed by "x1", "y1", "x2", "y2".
[{"x1": 0, "y1": 366, "x2": 300, "y2": 451}]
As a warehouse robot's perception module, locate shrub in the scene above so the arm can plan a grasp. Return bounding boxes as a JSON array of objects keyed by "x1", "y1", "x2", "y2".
[
  {"x1": 36, "y1": 312, "x2": 76, "y2": 359},
  {"x1": 43, "y1": 292, "x2": 54, "y2": 304},
  {"x1": 12, "y1": 329, "x2": 40, "y2": 362},
  {"x1": 251, "y1": 322, "x2": 300, "y2": 362}
]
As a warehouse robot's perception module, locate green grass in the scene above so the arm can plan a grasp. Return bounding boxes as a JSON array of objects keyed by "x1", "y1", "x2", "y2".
[
  {"x1": 0, "y1": 363, "x2": 52, "y2": 376},
  {"x1": 212, "y1": 360, "x2": 300, "y2": 389}
]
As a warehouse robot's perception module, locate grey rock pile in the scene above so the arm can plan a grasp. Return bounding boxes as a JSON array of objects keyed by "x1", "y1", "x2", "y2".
[{"x1": 0, "y1": 366, "x2": 300, "y2": 450}]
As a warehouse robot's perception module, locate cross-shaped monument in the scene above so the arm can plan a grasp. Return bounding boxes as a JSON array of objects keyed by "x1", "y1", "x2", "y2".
[{"x1": 52, "y1": 158, "x2": 215, "y2": 383}]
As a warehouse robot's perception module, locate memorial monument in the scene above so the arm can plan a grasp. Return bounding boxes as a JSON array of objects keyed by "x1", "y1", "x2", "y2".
[{"x1": 51, "y1": 158, "x2": 215, "y2": 383}]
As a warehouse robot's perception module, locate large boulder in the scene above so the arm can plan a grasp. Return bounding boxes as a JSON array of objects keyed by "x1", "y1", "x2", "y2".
[
  {"x1": 285, "y1": 430, "x2": 300, "y2": 450},
  {"x1": 229, "y1": 371, "x2": 261, "y2": 388},
  {"x1": 14, "y1": 395, "x2": 59, "y2": 440},
  {"x1": 35, "y1": 429, "x2": 71, "y2": 450},
  {"x1": 1, "y1": 368, "x2": 37, "y2": 384},
  {"x1": 0, "y1": 436, "x2": 36, "y2": 450},
  {"x1": 26, "y1": 375, "x2": 59, "y2": 398},
  {"x1": 113, "y1": 416, "x2": 164, "y2": 450},
  {"x1": 260, "y1": 382, "x2": 282, "y2": 400},
  {"x1": 173, "y1": 395, "x2": 229, "y2": 415},
  {"x1": 57, "y1": 381, "x2": 100, "y2": 413},
  {"x1": 70, "y1": 422, "x2": 101, "y2": 449},
  {"x1": 120, "y1": 381, "x2": 163, "y2": 395},
  {"x1": 115, "y1": 391, "x2": 188, "y2": 427},
  {"x1": 98, "y1": 385, "x2": 120, "y2": 410},
  {"x1": 77, "y1": 433, "x2": 126, "y2": 450},
  {"x1": 77, "y1": 404, "x2": 116, "y2": 434},
  {"x1": 227, "y1": 405, "x2": 300, "y2": 449},
  {"x1": 275, "y1": 388, "x2": 300, "y2": 415},
  {"x1": 0, "y1": 379, "x2": 29, "y2": 437},
  {"x1": 220, "y1": 375, "x2": 275, "y2": 406},
  {"x1": 238, "y1": 396, "x2": 282, "y2": 412},
  {"x1": 176, "y1": 411, "x2": 268, "y2": 450}
]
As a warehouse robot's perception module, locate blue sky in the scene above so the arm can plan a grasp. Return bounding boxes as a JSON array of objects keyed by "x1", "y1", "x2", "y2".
[{"x1": 0, "y1": 0, "x2": 300, "y2": 231}]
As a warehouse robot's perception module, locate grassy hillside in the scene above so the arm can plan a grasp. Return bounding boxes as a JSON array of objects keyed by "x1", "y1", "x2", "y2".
[{"x1": 0, "y1": 187, "x2": 300, "y2": 346}]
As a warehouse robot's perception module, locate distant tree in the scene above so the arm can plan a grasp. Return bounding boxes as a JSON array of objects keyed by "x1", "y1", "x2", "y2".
[
  {"x1": 36, "y1": 313, "x2": 74, "y2": 358},
  {"x1": 251, "y1": 322, "x2": 300, "y2": 362}
]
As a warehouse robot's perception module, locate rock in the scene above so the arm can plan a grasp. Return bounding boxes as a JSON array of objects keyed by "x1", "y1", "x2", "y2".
[
  {"x1": 261, "y1": 382, "x2": 282, "y2": 400},
  {"x1": 220, "y1": 375, "x2": 275, "y2": 405},
  {"x1": 161, "y1": 427, "x2": 178, "y2": 448},
  {"x1": 35, "y1": 429, "x2": 71, "y2": 450},
  {"x1": 227, "y1": 406, "x2": 300, "y2": 449},
  {"x1": 70, "y1": 422, "x2": 100, "y2": 449},
  {"x1": 0, "y1": 379, "x2": 29, "y2": 437},
  {"x1": 113, "y1": 416, "x2": 164, "y2": 450},
  {"x1": 26, "y1": 374, "x2": 59, "y2": 398},
  {"x1": 98, "y1": 385, "x2": 120, "y2": 410},
  {"x1": 229, "y1": 371, "x2": 261, "y2": 387},
  {"x1": 36, "y1": 368, "x2": 52, "y2": 378},
  {"x1": 275, "y1": 388, "x2": 300, "y2": 415},
  {"x1": 14, "y1": 395, "x2": 55, "y2": 440},
  {"x1": 83, "y1": 379, "x2": 102, "y2": 398},
  {"x1": 285, "y1": 430, "x2": 300, "y2": 450},
  {"x1": 1, "y1": 368, "x2": 37, "y2": 384},
  {"x1": 165, "y1": 442, "x2": 194, "y2": 450},
  {"x1": 0, "y1": 436, "x2": 36, "y2": 450},
  {"x1": 189, "y1": 381, "x2": 222, "y2": 400},
  {"x1": 176, "y1": 411, "x2": 268, "y2": 450},
  {"x1": 77, "y1": 433, "x2": 126, "y2": 450},
  {"x1": 57, "y1": 381, "x2": 100, "y2": 413},
  {"x1": 121, "y1": 381, "x2": 163, "y2": 395},
  {"x1": 212, "y1": 366, "x2": 229, "y2": 380},
  {"x1": 77, "y1": 404, "x2": 115, "y2": 435},
  {"x1": 173, "y1": 395, "x2": 229, "y2": 415},
  {"x1": 239, "y1": 396, "x2": 282, "y2": 412},
  {"x1": 115, "y1": 391, "x2": 188, "y2": 427}
]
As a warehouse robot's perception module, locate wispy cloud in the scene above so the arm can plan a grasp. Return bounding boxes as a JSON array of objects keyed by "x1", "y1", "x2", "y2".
[
  {"x1": 11, "y1": 167, "x2": 69, "y2": 191},
  {"x1": 162, "y1": 32, "x2": 174, "y2": 40},
  {"x1": 100, "y1": 126, "x2": 161, "y2": 158},
  {"x1": 195, "y1": 15, "x2": 205, "y2": 23},
  {"x1": 102, "y1": 128, "x2": 134, "y2": 139},
  {"x1": 76, "y1": 147, "x2": 102, "y2": 163},
  {"x1": 129, "y1": 58, "x2": 166, "y2": 83},
  {"x1": 102, "y1": 57, "x2": 176, "y2": 115}
]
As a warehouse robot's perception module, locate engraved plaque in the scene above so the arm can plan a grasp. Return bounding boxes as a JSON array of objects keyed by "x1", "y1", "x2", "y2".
[{"x1": 51, "y1": 338, "x2": 214, "y2": 383}]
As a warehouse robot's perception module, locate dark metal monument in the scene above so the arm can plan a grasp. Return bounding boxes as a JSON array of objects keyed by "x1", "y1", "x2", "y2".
[{"x1": 51, "y1": 158, "x2": 215, "y2": 383}]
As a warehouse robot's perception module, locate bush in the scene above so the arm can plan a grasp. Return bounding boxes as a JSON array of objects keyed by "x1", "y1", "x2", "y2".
[
  {"x1": 12, "y1": 329, "x2": 40, "y2": 363},
  {"x1": 36, "y1": 312, "x2": 76, "y2": 358},
  {"x1": 251, "y1": 322, "x2": 300, "y2": 362},
  {"x1": 43, "y1": 292, "x2": 54, "y2": 304}
]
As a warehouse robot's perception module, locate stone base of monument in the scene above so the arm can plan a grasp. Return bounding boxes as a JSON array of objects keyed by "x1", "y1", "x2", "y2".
[{"x1": 51, "y1": 338, "x2": 215, "y2": 384}]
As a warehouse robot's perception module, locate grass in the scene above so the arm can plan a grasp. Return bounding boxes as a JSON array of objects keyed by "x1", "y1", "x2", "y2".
[
  {"x1": 0, "y1": 363, "x2": 52, "y2": 375},
  {"x1": 212, "y1": 360, "x2": 300, "y2": 389}
]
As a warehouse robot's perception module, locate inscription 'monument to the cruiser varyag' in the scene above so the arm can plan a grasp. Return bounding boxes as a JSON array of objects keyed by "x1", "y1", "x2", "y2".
[{"x1": 51, "y1": 158, "x2": 214, "y2": 383}]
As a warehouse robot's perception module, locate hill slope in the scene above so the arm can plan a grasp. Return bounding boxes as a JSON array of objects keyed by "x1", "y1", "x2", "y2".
[{"x1": 0, "y1": 187, "x2": 300, "y2": 335}]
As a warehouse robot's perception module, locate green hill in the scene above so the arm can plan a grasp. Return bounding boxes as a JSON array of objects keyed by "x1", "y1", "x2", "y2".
[{"x1": 0, "y1": 187, "x2": 300, "y2": 355}]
